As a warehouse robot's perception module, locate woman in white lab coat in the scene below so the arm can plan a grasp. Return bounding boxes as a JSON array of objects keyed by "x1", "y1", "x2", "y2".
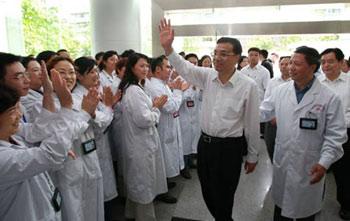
[
  {"x1": 118, "y1": 53, "x2": 168, "y2": 220},
  {"x1": 98, "y1": 50, "x2": 120, "y2": 94},
  {"x1": 260, "y1": 47, "x2": 346, "y2": 219},
  {"x1": 74, "y1": 56, "x2": 118, "y2": 221},
  {"x1": 0, "y1": 79, "x2": 77, "y2": 221},
  {"x1": 32, "y1": 56, "x2": 105, "y2": 221}
]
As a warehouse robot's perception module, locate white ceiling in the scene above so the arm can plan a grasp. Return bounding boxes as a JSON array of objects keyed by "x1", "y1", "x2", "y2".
[{"x1": 153, "y1": 0, "x2": 350, "y2": 10}]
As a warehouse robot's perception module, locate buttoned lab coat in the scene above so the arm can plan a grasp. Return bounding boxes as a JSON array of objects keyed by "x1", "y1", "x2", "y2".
[
  {"x1": 121, "y1": 84, "x2": 167, "y2": 204},
  {"x1": 73, "y1": 83, "x2": 118, "y2": 202},
  {"x1": 32, "y1": 95, "x2": 104, "y2": 221},
  {"x1": 0, "y1": 108, "x2": 78, "y2": 221},
  {"x1": 179, "y1": 84, "x2": 202, "y2": 155},
  {"x1": 260, "y1": 78, "x2": 346, "y2": 218},
  {"x1": 146, "y1": 77, "x2": 185, "y2": 178}
]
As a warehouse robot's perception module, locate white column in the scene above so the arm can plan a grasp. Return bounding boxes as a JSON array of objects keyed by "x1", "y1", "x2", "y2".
[
  {"x1": 0, "y1": 0, "x2": 24, "y2": 54},
  {"x1": 90, "y1": 0, "x2": 141, "y2": 55},
  {"x1": 151, "y1": 0, "x2": 164, "y2": 57}
]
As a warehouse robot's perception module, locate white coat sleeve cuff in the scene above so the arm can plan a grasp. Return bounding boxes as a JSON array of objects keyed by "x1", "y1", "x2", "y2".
[
  {"x1": 40, "y1": 107, "x2": 54, "y2": 118},
  {"x1": 246, "y1": 153, "x2": 258, "y2": 163},
  {"x1": 79, "y1": 110, "x2": 92, "y2": 122},
  {"x1": 318, "y1": 157, "x2": 332, "y2": 170},
  {"x1": 173, "y1": 89, "x2": 183, "y2": 96}
]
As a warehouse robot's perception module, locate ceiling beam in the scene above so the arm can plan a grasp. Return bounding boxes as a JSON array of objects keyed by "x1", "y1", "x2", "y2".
[
  {"x1": 154, "y1": 0, "x2": 350, "y2": 10},
  {"x1": 173, "y1": 21, "x2": 350, "y2": 36}
]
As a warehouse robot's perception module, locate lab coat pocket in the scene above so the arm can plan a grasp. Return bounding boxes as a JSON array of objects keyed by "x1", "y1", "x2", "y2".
[{"x1": 57, "y1": 158, "x2": 84, "y2": 187}]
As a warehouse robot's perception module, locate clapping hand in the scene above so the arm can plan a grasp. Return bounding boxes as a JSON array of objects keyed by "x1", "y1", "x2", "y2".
[
  {"x1": 51, "y1": 69, "x2": 73, "y2": 109},
  {"x1": 153, "y1": 95, "x2": 168, "y2": 109}
]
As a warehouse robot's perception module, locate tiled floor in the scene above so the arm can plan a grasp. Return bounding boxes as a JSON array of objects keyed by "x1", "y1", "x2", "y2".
[{"x1": 113, "y1": 138, "x2": 345, "y2": 221}]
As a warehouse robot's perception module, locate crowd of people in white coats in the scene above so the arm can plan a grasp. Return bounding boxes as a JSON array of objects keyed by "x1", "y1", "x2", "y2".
[{"x1": 0, "y1": 18, "x2": 350, "y2": 221}]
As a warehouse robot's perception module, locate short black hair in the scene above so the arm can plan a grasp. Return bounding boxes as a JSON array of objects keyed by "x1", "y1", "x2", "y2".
[
  {"x1": 0, "y1": 84, "x2": 20, "y2": 113},
  {"x1": 294, "y1": 46, "x2": 320, "y2": 73},
  {"x1": 185, "y1": 53, "x2": 199, "y2": 61},
  {"x1": 0, "y1": 52, "x2": 22, "y2": 82},
  {"x1": 95, "y1": 51, "x2": 104, "y2": 60},
  {"x1": 217, "y1": 37, "x2": 242, "y2": 56},
  {"x1": 320, "y1": 48, "x2": 344, "y2": 61},
  {"x1": 260, "y1": 49, "x2": 268, "y2": 59},
  {"x1": 57, "y1": 49, "x2": 68, "y2": 53},
  {"x1": 74, "y1": 57, "x2": 96, "y2": 76},
  {"x1": 21, "y1": 56, "x2": 38, "y2": 69},
  {"x1": 36, "y1": 50, "x2": 57, "y2": 64},
  {"x1": 151, "y1": 55, "x2": 167, "y2": 73},
  {"x1": 248, "y1": 47, "x2": 260, "y2": 54},
  {"x1": 179, "y1": 51, "x2": 186, "y2": 57},
  {"x1": 120, "y1": 49, "x2": 135, "y2": 58}
]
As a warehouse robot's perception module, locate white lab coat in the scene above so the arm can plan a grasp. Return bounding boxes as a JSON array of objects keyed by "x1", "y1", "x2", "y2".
[
  {"x1": 20, "y1": 89, "x2": 43, "y2": 123},
  {"x1": 73, "y1": 83, "x2": 118, "y2": 202},
  {"x1": 109, "y1": 102, "x2": 123, "y2": 171},
  {"x1": 99, "y1": 70, "x2": 121, "y2": 95},
  {"x1": 32, "y1": 95, "x2": 105, "y2": 221},
  {"x1": 260, "y1": 78, "x2": 346, "y2": 218},
  {"x1": 0, "y1": 108, "x2": 77, "y2": 221},
  {"x1": 121, "y1": 84, "x2": 167, "y2": 204},
  {"x1": 179, "y1": 84, "x2": 202, "y2": 155},
  {"x1": 146, "y1": 77, "x2": 185, "y2": 178}
]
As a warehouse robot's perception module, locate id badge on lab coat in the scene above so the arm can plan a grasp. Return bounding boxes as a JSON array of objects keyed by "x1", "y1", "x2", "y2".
[
  {"x1": 300, "y1": 118, "x2": 317, "y2": 130},
  {"x1": 81, "y1": 139, "x2": 97, "y2": 154},
  {"x1": 186, "y1": 100, "x2": 194, "y2": 108}
]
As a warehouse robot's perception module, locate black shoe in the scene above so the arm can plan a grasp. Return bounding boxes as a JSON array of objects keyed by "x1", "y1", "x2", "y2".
[
  {"x1": 167, "y1": 181, "x2": 176, "y2": 189},
  {"x1": 340, "y1": 209, "x2": 350, "y2": 220},
  {"x1": 180, "y1": 168, "x2": 192, "y2": 179},
  {"x1": 155, "y1": 193, "x2": 177, "y2": 204}
]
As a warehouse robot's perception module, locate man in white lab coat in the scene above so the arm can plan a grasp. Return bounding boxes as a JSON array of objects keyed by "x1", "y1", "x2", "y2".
[
  {"x1": 146, "y1": 55, "x2": 185, "y2": 203},
  {"x1": 319, "y1": 48, "x2": 350, "y2": 220},
  {"x1": 260, "y1": 46, "x2": 347, "y2": 220}
]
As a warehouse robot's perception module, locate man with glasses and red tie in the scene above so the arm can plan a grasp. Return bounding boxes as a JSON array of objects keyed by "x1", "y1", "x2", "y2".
[{"x1": 159, "y1": 19, "x2": 260, "y2": 221}]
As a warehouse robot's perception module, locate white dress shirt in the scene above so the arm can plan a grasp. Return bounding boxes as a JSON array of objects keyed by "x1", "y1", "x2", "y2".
[
  {"x1": 168, "y1": 51, "x2": 260, "y2": 163},
  {"x1": 241, "y1": 64, "x2": 270, "y2": 103},
  {"x1": 318, "y1": 72, "x2": 350, "y2": 127}
]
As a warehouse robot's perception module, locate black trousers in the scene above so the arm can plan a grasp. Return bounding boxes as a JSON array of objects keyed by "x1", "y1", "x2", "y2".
[
  {"x1": 332, "y1": 128, "x2": 350, "y2": 210},
  {"x1": 274, "y1": 206, "x2": 315, "y2": 221},
  {"x1": 197, "y1": 133, "x2": 244, "y2": 221},
  {"x1": 264, "y1": 121, "x2": 277, "y2": 163}
]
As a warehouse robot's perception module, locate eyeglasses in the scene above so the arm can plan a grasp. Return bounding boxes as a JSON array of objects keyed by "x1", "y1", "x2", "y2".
[
  {"x1": 211, "y1": 51, "x2": 235, "y2": 59},
  {"x1": 13, "y1": 72, "x2": 30, "y2": 80}
]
